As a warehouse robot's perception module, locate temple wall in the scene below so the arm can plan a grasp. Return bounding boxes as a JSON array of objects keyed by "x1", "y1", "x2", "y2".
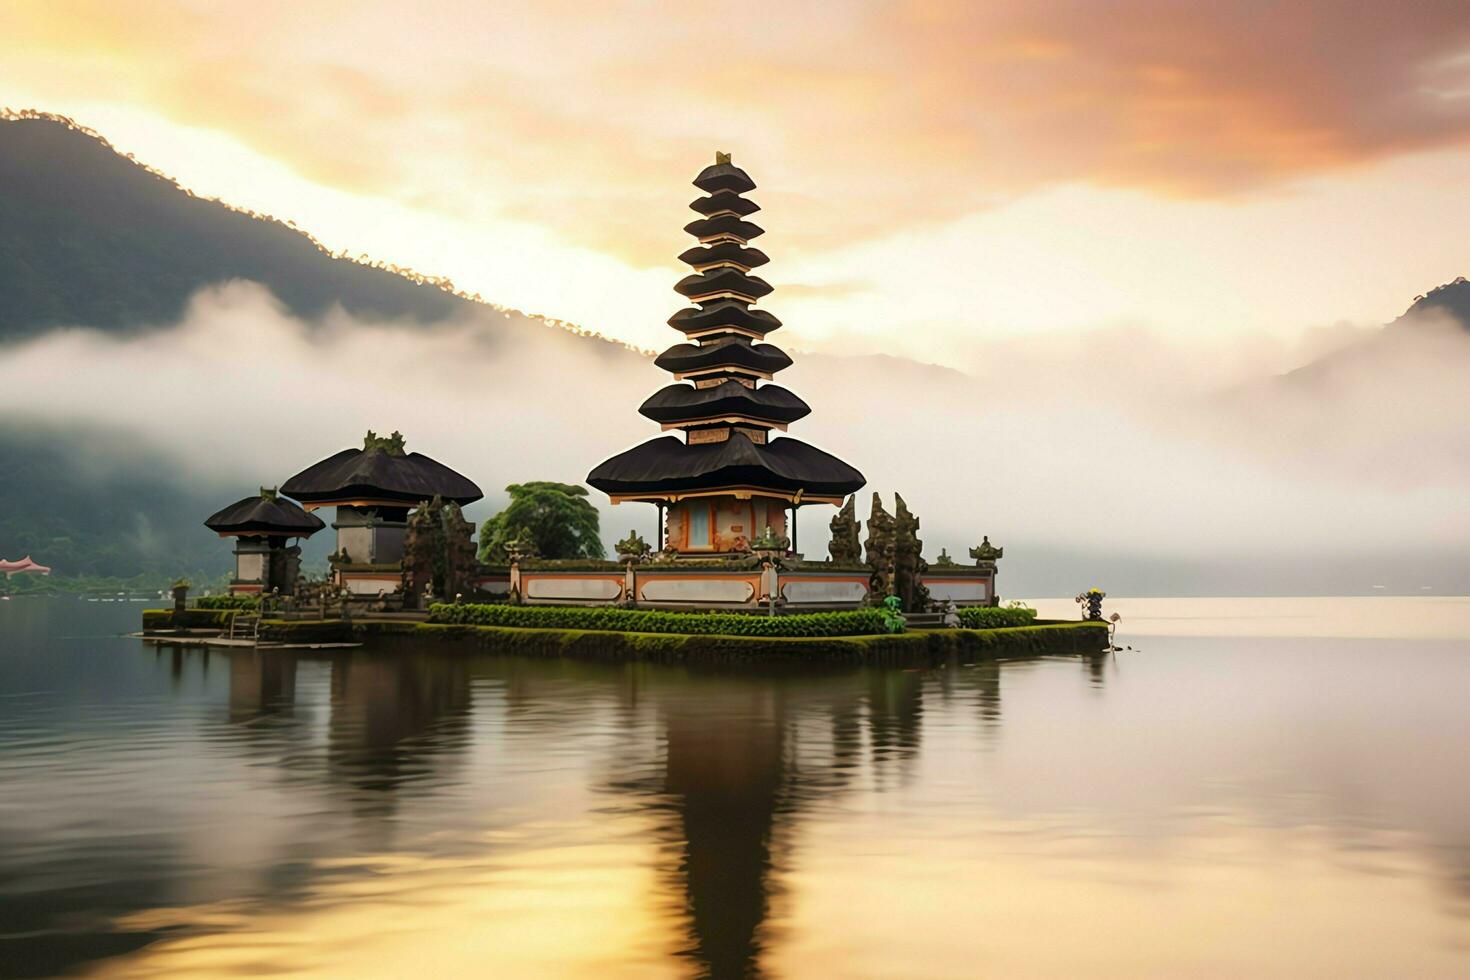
[
  {"x1": 456, "y1": 563, "x2": 996, "y2": 611},
  {"x1": 235, "y1": 551, "x2": 266, "y2": 584},
  {"x1": 664, "y1": 507, "x2": 686, "y2": 552},
  {"x1": 472, "y1": 572, "x2": 512, "y2": 596},
  {"x1": 335, "y1": 525, "x2": 376, "y2": 565},
  {"x1": 666, "y1": 497, "x2": 787, "y2": 553},
  {"x1": 922, "y1": 569, "x2": 997, "y2": 607},
  {"x1": 779, "y1": 571, "x2": 870, "y2": 607},
  {"x1": 340, "y1": 571, "x2": 403, "y2": 595},
  {"x1": 333, "y1": 507, "x2": 408, "y2": 564},
  {"x1": 521, "y1": 573, "x2": 624, "y2": 603},
  {"x1": 636, "y1": 570, "x2": 761, "y2": 605},
  {"x1": 372, "y1": 526, "x2": 406, "y2": 563},
  {"x1": 713, "y1": 499, "x2": 753, "y2": 552}
]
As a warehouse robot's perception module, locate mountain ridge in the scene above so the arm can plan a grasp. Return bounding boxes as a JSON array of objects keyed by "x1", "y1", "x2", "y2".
[{"x1": 0, "y1": 111, "x2": 627, "y2": 352}]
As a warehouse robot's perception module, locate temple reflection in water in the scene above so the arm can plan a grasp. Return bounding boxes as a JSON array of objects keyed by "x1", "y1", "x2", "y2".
[{"x1": 209, "y1": 644, "x2": 1090, "y2": 978}]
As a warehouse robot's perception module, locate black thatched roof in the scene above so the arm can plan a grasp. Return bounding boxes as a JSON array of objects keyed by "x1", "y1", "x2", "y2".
[
  {"x1": 683, "y1": 215, "x2": 764, "y2": 241},
  {"x1": 205, "y1": 492, "x2": 325, "y2": 538},
  {"x1": 639, "y1": 381, "x2": 810, "y2": 426},
  {"x1": 674, "y1": 268, "x2": 773, "y2": 301},
  {"x1": 693, "y1": 160, "x2": 756, "y2": 194},
  {"x1": 669, "y1": 301, "x2": 781, "y2": 336},
  {"x1": 282, "y1": 433, "x2": 483, "y2": 506},
  {"x1": 588, "y1": 431, "x2": 865, "y2": 498},
  {"x1": 689, "y1": 191, "x2": 760, "y2": 217},
  {"x1": 654, "y1": 342, "x2": 792, "y2": 376},
  {"x1": 678, "y1": 242, "x2": 770, "y2": 270}
]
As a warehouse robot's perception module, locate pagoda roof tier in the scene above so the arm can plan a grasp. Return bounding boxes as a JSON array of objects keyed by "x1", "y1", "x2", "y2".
[
  {"x1": 689, "y1": 190, "x2": 760, "y2": 217},
  {"x1": 205, "y1": 492, "x2": 325, "y2": 538},
  {"x1": 639, "y1": 380, "x2": 810, "y2": 427},
  {"x1": 283, "y1": 432, "x2": 483, "y2": 508},
  {"x1": 677, "y1": 242, "x2": 769, "y2": 270},
  {"x1": 674, "y1": 268, "x2": 773, "y2": 302},
  {"x1": 654, "y1": 342, "x2": 792, "y2": 377},
  {"x1": 669, "y1": 301, "x2": 782, "y2": 337},
  {"x1": 693, "y1": 160, "x2": 756, "y2": 194},
  {"x1": 683, "y1": 215, "x2": 764, "y2": 242},
  {"x1": 588, "y1": 431, "x2": 865, "y2": 501}
]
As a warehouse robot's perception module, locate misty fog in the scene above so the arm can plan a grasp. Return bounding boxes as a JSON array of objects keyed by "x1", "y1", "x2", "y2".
[{"x1": 2, "y1": 281, "x2": 1466, "y2": 595}]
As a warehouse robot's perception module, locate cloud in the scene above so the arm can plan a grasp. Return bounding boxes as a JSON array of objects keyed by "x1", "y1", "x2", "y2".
[
  {"x1": 6, "y1": 1, "x2": 1470, "y2": 266},
  {"x1": 2, "y1": 282, "x2": 1468, "y2": 594}
]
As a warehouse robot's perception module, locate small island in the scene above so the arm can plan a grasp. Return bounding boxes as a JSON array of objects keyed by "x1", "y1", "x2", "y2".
[{"x1": 146, "y1": 155, "x2": 1107, "y2": 662}]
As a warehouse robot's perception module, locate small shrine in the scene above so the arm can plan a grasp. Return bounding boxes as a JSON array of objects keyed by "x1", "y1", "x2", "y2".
[
  {"x1": 204, "y1": 487, "x2": 324, "y2": 595},
  {"x1": 588, "y1": 153, "x2": 866, "y2": 556},
  {"x1": 282, "y1": 431, "x2": 483, "y2": 594}
]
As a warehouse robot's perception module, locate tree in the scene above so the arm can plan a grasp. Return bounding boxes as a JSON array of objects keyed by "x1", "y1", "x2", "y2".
[{"x1": 478, "y1": 482, "x2": 605, "y2": 562}]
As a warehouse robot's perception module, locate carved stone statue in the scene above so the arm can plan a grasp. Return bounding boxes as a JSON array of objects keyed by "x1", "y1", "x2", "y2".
[
  {"x1": 615, "y1": 529, "x2": 651, "y2": 562},
  {"x1": 934, "y1": 547, "x2": 957, "y2": 567},
  {"x1": 864, "y1": 493, "x2": 896, "y2": 604},
  {"x1": 401, "y1": 494, "x2": 478, "y2": 607},
  {"x1": 268, "y1": 543, "x2": 303, "y2": 596},
  {"x1": 893, "y1": 493, "x2": 930, "y2": 613},
  {"x1": 828, "y1": 494, "x2": 862, "y2": 564},
  {"x1": 970, "y1": 536, "x2": 1004, "y2": 564},
  {"x1": 751, "y1": 524, "x2": 790, "y2": 554},
  {"x1": 363, "y1": 430, "x2": 407, "y2": 455}
]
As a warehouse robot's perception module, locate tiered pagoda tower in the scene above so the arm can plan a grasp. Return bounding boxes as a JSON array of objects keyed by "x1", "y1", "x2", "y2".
[{"x1": 588, "y1": 154, "x2": 865, "y2": 555}]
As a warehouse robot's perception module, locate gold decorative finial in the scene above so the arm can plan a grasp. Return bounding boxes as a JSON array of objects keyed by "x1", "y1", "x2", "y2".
[{"x1": 715, "y1": 150, "x2": 731, "y2": 165}]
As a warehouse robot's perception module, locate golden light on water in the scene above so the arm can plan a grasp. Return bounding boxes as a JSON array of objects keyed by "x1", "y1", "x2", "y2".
[
  {"x1": 87, "y1": 811, "x2": 1470, "y2": 978},
  {"x1": 96, "y1": 831, "x2": 688, "y2": 979},
  {"x1": 2, "y1": 601, "x2": 1469, "y2": 977}
]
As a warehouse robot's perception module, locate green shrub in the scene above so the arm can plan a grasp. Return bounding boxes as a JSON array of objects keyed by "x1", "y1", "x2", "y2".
[
  {"x1": 428, "y1": 603, "x2": 888, "y2": 637},
  {"x1": 956, "y1": 605, "x2": 1037, "y2": 629},
  {"x1": 196, "y1": 595, "x2": 259, "y2": 610},
  {"x1": 141, "y1": 608, "x2": 237, "y2": 630}
]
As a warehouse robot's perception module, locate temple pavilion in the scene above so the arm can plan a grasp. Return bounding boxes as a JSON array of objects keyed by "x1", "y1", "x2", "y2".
[
  {"x1": 588, "y1": 154, "x2": 865, "y2": 554},
  {"x1": 204, "y1": 487, "x2": 324, "y2": 595},
  {"x1": 282, "y1": 431, "x2": 483, "y2": 593}
]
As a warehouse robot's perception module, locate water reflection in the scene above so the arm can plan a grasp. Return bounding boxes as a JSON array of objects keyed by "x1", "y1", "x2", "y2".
[
  {"x1": 326, "y1": 653, "x2": 471, "y2": 800},
  {"x1": 3, "y1": 600, "x2": 1470, "y2": 978}
]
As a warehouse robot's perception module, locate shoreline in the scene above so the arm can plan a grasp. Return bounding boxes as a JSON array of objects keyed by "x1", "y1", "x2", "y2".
[
  {"x1": 137, "y1": 608, "x2": 1111, "y2": 663},
  {"x1": 304, "y1": 618, "x2": 1107, "y2": 663}
]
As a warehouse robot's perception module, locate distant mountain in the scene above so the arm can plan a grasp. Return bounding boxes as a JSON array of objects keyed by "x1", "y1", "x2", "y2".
[
  {"x1": 0, "y1": 112, "x2": 645, "y2": 582},
  {"x1": 0, "y1": 114, "x2": 491, "y2": 339},
  {"x1": 1391, "y1": 277, "x2": 1470, "y2": 331},
  {"x1": 0, "y1": 422, "x2": 234, "y2": 583},
  {"x1": 1285, "y1": 275, "x2": 1470, "y2": 382}
]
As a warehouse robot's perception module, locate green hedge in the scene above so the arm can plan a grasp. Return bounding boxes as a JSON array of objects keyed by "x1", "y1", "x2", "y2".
[
  {"x1": 956, "y1": 606, "x2": 1037, "y2": 629},
  {"x1": 375, "y1": 620, "x2": 1109, "y2": 663},
  {"x1": 196, "y1": 595, "x2": 259, "y2": 610},
  {"x1": 142, "y1": 608, "x2": 237, "y2": 630},
  {"x1": 428, "y1": 602, "x2": 889, "y2": 637}
]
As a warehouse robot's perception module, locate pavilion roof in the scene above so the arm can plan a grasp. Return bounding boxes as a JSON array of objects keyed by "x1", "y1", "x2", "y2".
[
  {"x1": 588, "y1": 431, "x2": 865, "y2": 499},
  {"x1": 282, "y1": 431, "x2": 483, "y2": 507},
  {"x1": 204, "y1": 490, "x2": 326, "y2": 537}
]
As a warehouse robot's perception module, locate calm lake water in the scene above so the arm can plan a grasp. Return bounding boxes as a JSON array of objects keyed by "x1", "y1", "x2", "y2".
[{"x1": 2, "y1": 597, "x2": 1469, "y2": 978}]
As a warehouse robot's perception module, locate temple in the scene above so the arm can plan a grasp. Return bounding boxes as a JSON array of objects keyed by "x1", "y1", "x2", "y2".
[
  {"x1": 588, "y1": 153, "x2": 865, "y2": 555},
  {"x1": 192, "y1": 158, "x2": 1005, "y2": 612},
  {"x1": 282, "y1": 431, "x2": 483, "y2": 594},
  {"x1": 204, "y1": 487, "x2": 324, "y2": 595}
]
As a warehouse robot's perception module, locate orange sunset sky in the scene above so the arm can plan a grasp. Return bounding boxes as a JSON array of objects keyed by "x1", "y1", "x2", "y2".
[{"x1": 6, "y1": 1, "x2": 1470, "y2": 363}]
